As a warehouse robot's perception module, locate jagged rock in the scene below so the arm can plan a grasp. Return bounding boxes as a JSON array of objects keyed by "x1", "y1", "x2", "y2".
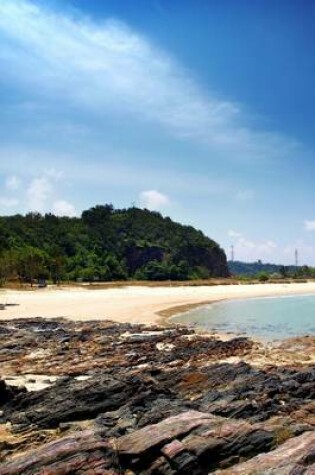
[
  {"x1": 5, "y1": 374, "x2": 163, "y2": 430},
  {"x1": 117, "y1": 412, "x2": 276, "y2": 473},
  {"x1": 214, "y1": 430, "x2": 315, "y2": 474},
  {"x1": 0, "y1": 380, "x2": 25, "y2": 406},
  {"x1": 117, "y1": 411, "x2": 217, "y2": 455},
  {"x1": 0, "y1": 318, "x2": 314, "y2": 473},
  {"x1": 2, "y1": 411, "x2": 310, "y2": 474},
  {"x1": 0, "y1": 429, "x2": 116, "y2": 475},
  {"x1": 120, "y1": 329, "x2": 178, "y2": 343}
]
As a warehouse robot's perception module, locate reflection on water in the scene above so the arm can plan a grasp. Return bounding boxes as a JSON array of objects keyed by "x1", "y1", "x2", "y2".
[{"x1": 172, "y1": 294, "x2": 315, "y2": 342}]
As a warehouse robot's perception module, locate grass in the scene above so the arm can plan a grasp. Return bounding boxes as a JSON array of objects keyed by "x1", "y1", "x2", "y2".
[{"x1": 1, "y1": 277, "x2": 314, "y2": 291}]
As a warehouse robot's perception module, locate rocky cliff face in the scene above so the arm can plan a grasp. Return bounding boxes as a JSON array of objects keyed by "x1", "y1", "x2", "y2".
[{"x1": 0, "y1": 318, "x2": 314, "y2": 474}]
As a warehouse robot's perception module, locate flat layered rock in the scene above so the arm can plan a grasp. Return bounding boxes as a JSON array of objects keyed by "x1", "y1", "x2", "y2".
[
  {"x1": 214, "y1": 430, "x2": 315, "y2": 474},
  {"x1": 1, "y1": 411, "x2": 310, "y2": 474},
  {"x1": 0, "y1": 429, "x2": 115, "y2": 475},
  {"x1": 0, "y1": 318, "x2": 314, "y2": 473},
  {"x1": 117, "y1": 411, "x2": 218, "y2": 455}
]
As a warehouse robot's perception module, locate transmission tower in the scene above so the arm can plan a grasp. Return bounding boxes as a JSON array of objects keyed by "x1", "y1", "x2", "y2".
[
  {"x1": 230, "y1": 245, "x2": 234, "y2": 262},
  {"x1": 295, "y1": 249, "x2": 299, "y2": 268}
]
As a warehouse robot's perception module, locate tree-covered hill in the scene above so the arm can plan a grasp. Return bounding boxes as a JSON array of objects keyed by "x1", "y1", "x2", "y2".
[
  {"x1": 0, "y1": 205, "x2": 229, "y2": 284},
  {"x1": 228, "y1": 260, "x2": 285, "y2": 277},
  {"x1": 228, "y1": 260, "x2": 314, "y2": 278}
]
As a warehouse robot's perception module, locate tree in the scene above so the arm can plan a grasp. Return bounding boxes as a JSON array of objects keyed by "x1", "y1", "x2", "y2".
[
  {"x1": 49, "y1": 245, "x2": 66, "y2": 285},
  {"x1": 16, "y1": 247, "x2": 48, "y2": 286},
  {"x1": 0, "y1": 205, "x2": 229, "y2": 283},
  {"x1": 279, "y1": 266, "x2": 288, "y2": 278},
  {"x1": 0, "y1": 250, "x2": 19, "y2": 285},
  {"x1": 258, "y1": 272, "x2": 269, "y2": 282}
]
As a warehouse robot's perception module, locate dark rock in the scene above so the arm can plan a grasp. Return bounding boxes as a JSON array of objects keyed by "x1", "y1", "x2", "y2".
[
  {"x1": 0, "y1": 380, "x2": 25, "y2": 406},
  {"x1": 117, "y1": 411, "x2": 217, "y2": 456},
  {"x1": 0, "y1": 317, "x2": 314, "y2": 473},
  {"x1": 5, "y1": 374, "x2": 152, "y2": 430},
  {"x1": 213, "y1": 430, "x2": 315, "y2": 474},
  {"x1": 0, "y1": 429, "x2": 117, "y2": 475}
]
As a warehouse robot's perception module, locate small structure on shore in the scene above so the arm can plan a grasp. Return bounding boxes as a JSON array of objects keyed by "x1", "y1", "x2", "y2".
[{"x1": 38, "y1": 278, "x2": 47, "y2": 288}]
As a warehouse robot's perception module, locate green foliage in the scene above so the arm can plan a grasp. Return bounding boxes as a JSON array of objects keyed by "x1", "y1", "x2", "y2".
[
  {"x1": 0, "y1": 205, "x2": 228, "y2": 283},
  {"x1": 229, "y1": 260, "x2": 315, "y2": 279},
  {"x1": 16, "y1": 246, "x2": 49, "y2": 285},
  {"x1": 134, "y1": 259, "x2": 190, "y2": 281},
  {"x1": 257, "y1": 272, "x2": 269, "y2": 282}
]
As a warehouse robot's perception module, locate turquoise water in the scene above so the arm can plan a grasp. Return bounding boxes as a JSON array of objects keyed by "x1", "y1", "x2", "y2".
[{"x1": 173, "y1": 294, "x2": 315, "y2": 341}]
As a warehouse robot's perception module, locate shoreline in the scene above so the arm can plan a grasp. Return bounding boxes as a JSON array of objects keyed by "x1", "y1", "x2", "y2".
[
  {"x1": 1, "y1": 287, "x2": 314, "y2": 473},
  {"x1": 163, "y1": 291, "x2": 315, "y2": 341},
  {"x1": 1, "y1": 281, "x2": 315, "y2": 328},
  {"x1": 1, "y1": 316, "x2": 314, "y2": 473}
]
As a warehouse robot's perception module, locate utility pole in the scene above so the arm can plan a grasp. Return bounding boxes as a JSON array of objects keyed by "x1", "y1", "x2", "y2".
[
  {"x1": 295, "y1": 249, "x2": 299, "y2": 270},
  {"x1": 230, "y1": 245, "x2": 234, "y2": 262}
]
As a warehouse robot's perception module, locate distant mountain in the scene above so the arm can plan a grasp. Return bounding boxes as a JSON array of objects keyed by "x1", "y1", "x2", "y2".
[
  {"x1": 228, "y1": 260, "x2": 299, "y2": 277},
  {"x1": 0, "y1": 205, "x2": 229, "y2": 283}
]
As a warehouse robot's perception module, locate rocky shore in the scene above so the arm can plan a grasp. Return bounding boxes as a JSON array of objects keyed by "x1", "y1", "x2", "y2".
[{"x1": 0, "y1": 318, "x2": 314, "y2": 474}]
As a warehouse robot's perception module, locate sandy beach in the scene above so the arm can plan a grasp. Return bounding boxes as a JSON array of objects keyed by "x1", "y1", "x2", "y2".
[{"x1": 1, "y1": 281, "x2": 315, "y2": 324}]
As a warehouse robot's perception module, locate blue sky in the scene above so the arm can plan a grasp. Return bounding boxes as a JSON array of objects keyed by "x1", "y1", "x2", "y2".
[{"x1": 0, "y1": 0, "x2": 315, "y2": 264}]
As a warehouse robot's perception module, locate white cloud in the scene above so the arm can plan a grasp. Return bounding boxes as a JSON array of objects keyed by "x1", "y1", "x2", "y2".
[
  {"x1": 304, "y1": 220, "x2": 315, "y2": 231},
  {"x1": 0, "y1": 0, "x2": 300, "y2": 162},
  {"x1": 0, "y1": 146, "x2": 239, "y2": 211},
  {"x1": 282, "y1": 241, "x2": 315, "y2": 266},
  {"x1": 228, "y1": 230, "x2": 243, "y2": 239},
  {"x1": 45, "y1": 167, "x2": 64, "y2": 181},
  {"x1": 229, "y1": 235, "x2": 315, "y2": 266},
  {"x1": 0, "y1": 197, "x2": 19, "y2": 208},
  {"x1": 24, "y1": 167, "x2": 65, "y2": 213},
  {"x1": 52, "y1": 200, "x2": 77, "y2": 217},
  {"x1": 238, "y1": 237, "x2": 277, "y2": 254},
  {"x1": 229, "y1": 232, "x2": 277, "y2": 261},
  {"x1": 5, "y1": 175, "x2": 20, "y2": 190},
  {"x1": 139, "y1": 190, "x2": 170, "y2": 210},
  {"x1": 235, "y1": 189, "x2": 254, "y2": 201},
  {"x1": 26, "y1": 176, "x2": 52, "y2": 212}
]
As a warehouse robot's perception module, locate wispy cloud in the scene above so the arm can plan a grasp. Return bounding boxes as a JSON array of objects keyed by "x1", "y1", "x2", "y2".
[
  {"x1": 238, "y1": 238, "x2": 277, "y2": 255},
  {"x1": 0, "y1": 197, "x2": 19, "y2": 209},
  {"x1": 0, "y1": 146, "x2": 235, "y2": 199},
  {"x1": 228, "y1": 230, "x2": 242, "y2": 239},
  {"x1": 235, "y1": 189, "x2": 254, "y2": 201},
  {"x1": 282, "y1": 241, "x2": 315, "y2": 265},
  {"x1": 0, "y1": 0, "x2": 300, "y2": 162},
  {"x1": 304, "y1": 220, "x2": 315, "y2": 231},
  {"x1": 45, "y1": 168, "x2": 64, "y2": 181},
  {"x1": 5, "y1": 175, "x2": 21, "y2": 191},
  {"x1": 228, "y1": 230, "x2": 277, "y2": 261}
]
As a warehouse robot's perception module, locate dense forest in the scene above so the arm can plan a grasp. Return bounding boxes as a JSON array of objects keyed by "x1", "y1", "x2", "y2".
[
  {"x1": 228, "y1": 260, "x2": 315, "y2": 279},
  {"x1": 0, "y1": 205, "x2": 229, "y2": 284}
]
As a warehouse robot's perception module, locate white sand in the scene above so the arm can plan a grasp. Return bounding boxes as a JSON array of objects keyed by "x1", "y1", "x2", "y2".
[{"x1": 1, "y1": 282, "x2": 315, "y2": 324}]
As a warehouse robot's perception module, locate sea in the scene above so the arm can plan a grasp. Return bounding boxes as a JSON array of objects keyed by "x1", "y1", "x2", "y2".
[{"x1": 172, "y1": 294, "x2": 315, "y2": 342}]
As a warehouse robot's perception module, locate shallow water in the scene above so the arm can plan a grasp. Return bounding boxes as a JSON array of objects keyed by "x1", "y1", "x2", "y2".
[{"x1": 172, "y1": 294, "x2": 315, "y2": 341}]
